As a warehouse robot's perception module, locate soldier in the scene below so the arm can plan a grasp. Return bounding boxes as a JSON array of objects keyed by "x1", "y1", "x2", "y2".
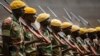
[
  {"x1": 36, "y1": 13, "x2": 52, "y2": 56},
  {"x1": 79, "y1": 28, "x2": 91, "y2": 54},
  {"x1": 50, "y1": 19, "x2": 64, "y2": 56},
  {"x1": 95, "y1": 27, "x2": 100, "y2": 44},
  {"x1": 61, "y1": 22, "x2": 76, "y2": 56},
  {"x1": 95, "y1": 27, "x2": 100, "y2": 54},
  {"x1": 22, "y1": 7, "x2": 40, "y2": 56},
  {"x1": 87, "y1": 28, "x2": 97, "y2": 47},
  {"x1": 71, "y1": 25, "x2": 85, "y2": 55},
  {"x1": 87, "y1": 28, "x2": 98, "y2": 55},
  {"x1": 2, "y1": 0, "x2": 26, "y2": 56}
]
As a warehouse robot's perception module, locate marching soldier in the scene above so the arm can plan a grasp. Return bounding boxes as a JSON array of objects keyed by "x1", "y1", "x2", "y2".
[
  {"x1": 2, "y1": 0, "x2": 26, "y2": 56},
  {"x1": 50, "y1": 19, "x2": 64, "y2": 56},
  {"x1": 79, "y1": 28, "x2": 91, "y2": 54},
  {"x1": 95, "y1": 27, "x2": 100, "y2": 54},
  {"x1": 71, "y1": 25, "x2": 85, "y2": 55},
  {"x1": 36, "y1": 13, "x2": 52, "y2": 56},
  {"x1": 95, "y1": 27, "x2": 100, "y2": 45},
  {"x1": 87, "y1": 28, "x2": 97, "y2": 47},
  {"x1": 22, "y1": 7, "x2": 40, "y2": 56},
  {"x1": 87, "y1": 28, "x2": 98, "y2": 55},
  {"x1": 61, "y1": 22, "x2": 76, "y2": 56}
]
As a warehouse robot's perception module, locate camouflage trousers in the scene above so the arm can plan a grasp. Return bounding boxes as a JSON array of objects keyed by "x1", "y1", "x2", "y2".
[
  {"x1": 52, "y1": 47, "x2": 62, "y2": 56},
  {"x1": 9, "y1": 45, "x2": 25, "y2": 56},
  {"x1": 10, "y1": 51, "x2": 25, "y2": 56},
  {"x1": 25, "y1": 48, "x2": 37, "y2": 56},
  {"x1": 37, "y1": 47, "x2": 52, "y2": 56},
  {"x1": 62, "y1": 50, "x2": 76, "y2": 56},
  {"x1": 26, "y1": 51, "x2": 37, "y2": 56}
]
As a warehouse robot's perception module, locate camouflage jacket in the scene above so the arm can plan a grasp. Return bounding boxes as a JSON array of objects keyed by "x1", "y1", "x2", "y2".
[
  {"x1": 38, "y1": 29, "x2": 52, "y2": 55},
  {"x1": 2, "y1": 16, "x2": 24, "y2": 52},
  {"x1": 24, "y1": 27, "x2": 37, "y2": 53}
]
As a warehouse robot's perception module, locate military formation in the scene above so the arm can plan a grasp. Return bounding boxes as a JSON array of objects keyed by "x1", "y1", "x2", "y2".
[{"x1": 0, "y1": 0, "x2": 100, "y2": 56}]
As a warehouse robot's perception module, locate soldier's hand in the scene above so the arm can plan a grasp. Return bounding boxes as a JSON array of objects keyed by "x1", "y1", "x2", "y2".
[{"x1": 3, "y1": 17, "x2": 12, "y2": 25}]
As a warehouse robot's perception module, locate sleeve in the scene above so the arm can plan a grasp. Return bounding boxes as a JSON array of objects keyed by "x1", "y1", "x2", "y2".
[{"x1": 2, "y1": 17, "x2": 12, "y2": 37}]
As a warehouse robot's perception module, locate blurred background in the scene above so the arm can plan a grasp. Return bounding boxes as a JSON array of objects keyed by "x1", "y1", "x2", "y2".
[{"x1": 0, "y1": 0, "x2": 100, "y2": 35}]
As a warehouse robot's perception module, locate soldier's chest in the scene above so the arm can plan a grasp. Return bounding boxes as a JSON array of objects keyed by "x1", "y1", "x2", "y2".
[
  {"x1": 24, "y1": 28, "x2": 33, "y2": 41},
  {"x1": 11, "y1": 21, "x2": 24, "y2": 37}
]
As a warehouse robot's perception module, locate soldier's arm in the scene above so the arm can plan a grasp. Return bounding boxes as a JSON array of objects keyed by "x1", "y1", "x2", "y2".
[
  {"x1": 24, "y1": 39, "x2": 42, "y2": 46},
  {"x1": 2, "y1": 17, "x2": 12, "y2": 37},
  {"x1": 36, "y1": 42, "x2": 51, "y2": 46},
  {"x1": 52, "y1": 44, "x2": 65, "y2": 49}
]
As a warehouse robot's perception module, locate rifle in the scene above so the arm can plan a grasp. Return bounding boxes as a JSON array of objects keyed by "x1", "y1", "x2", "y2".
[{"x1": 0, "y1": 2, "x2": 12, "y2": 14}]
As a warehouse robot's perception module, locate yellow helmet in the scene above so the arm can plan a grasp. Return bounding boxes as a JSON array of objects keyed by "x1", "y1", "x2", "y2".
[
  {"x1": 24, "y1": 7, "x2": 37, "y2": 14},
  {"x1": 87, "y1": 28, "x2": 96, "y2": 33},
  {"x1": 71, "y1": 25, "x2": 80, "y2": 32},
  {"x1": 50, "y1": 19, "x2": 62, "y2": 27},
  {"x1": 10, "y1": 0, "x2": 26, "y2": 9},
  {"x1": 37, "y1": 13, "x2": 50, "y2": 22},
  {"x1": 79, "y1": 28, "x2": 88, "y2": 34},
  {"x1": 95, "y1": 27, "x2": 100, "y2": 31},
  {"x1": 61, "y1": 22, "x2": 72, "y2": 29}
]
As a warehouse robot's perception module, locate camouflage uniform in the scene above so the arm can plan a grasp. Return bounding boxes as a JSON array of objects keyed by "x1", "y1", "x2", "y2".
[
  {"x1": 37, "y1": 30, "x2": 52, "y2": 56},
  {"x1": 62, "y1": 35, "x2": 74, "y2": 56},
  {"x1": 95, "y1": 27, "x2": 100, "y2": 54},
  {"x1": 49, "y1": 19, "x2": 63, "y2": 56},
  {"x1": 52, "y1": 36, "x2": 62, "y2": 56},
  {"x1": 61, "y1": 22, "x2": 75, "y2": 56},
  {"x1": 22, "y1": 7, "x2": 39, "y2": 56},
  {"x1": 2, "y1": 17, "x2": 25, "y2": 56},
  {"x1": 24, "y1": 27, "x2": 38, "y2": 56}
]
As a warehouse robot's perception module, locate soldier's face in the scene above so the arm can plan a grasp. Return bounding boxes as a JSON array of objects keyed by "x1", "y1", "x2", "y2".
[
  {"x1": 51, "y1": 26, "x2": 61, "y2": 33},
  {"x1": 12, "y1": 7, "x2": 25, "y2": 16},
  {"x1": 24, "y1": 14, "x2": 36, "y2": 23},
  {"x1": 71, "y1": 30, "x2": 80, "y2": 37},
  {"x1": 29, "y1": 15, "x2": 36, "y2": 23},
  {"x1": 40, "y1": 18, "x2": 50, "y2": 27}
]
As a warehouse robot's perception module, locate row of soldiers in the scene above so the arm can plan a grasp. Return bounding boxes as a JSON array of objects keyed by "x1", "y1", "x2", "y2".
[{"x1": 1, "y1": 0, "x2": 100, "y2": 56}]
